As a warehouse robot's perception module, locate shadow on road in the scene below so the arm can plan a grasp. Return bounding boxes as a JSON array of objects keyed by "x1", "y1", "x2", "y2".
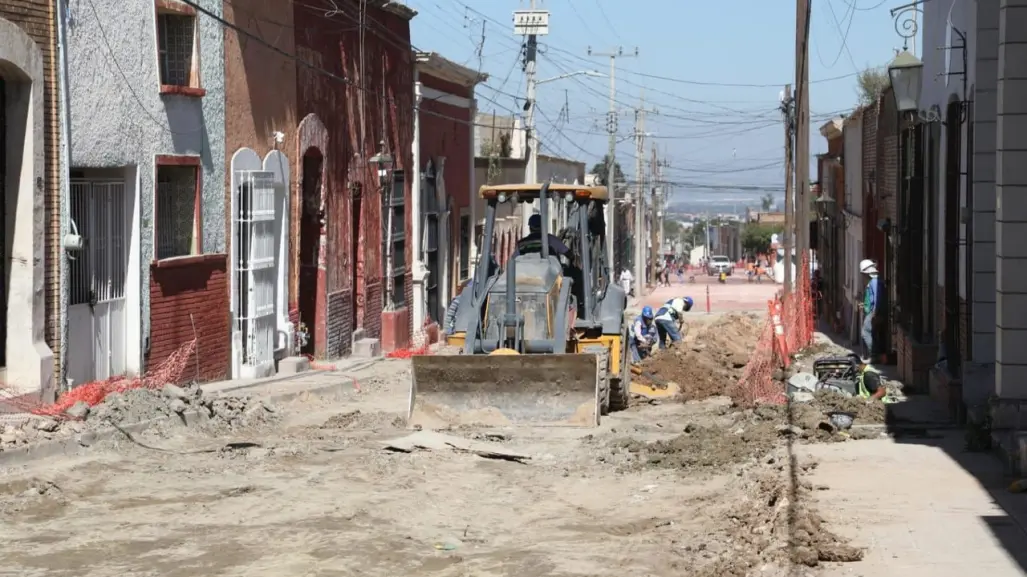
[{"x1": 806, "y1": 322, "x2": 1027, "y2": 574}]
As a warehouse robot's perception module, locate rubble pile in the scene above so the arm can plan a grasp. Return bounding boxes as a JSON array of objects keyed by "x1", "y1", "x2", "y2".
[
  {"x1": 0, "y1": 384, "x2": 278, "y2": 451},
  {"x1": 636, "y1": 312, "x2": 764, "y2": 401}
]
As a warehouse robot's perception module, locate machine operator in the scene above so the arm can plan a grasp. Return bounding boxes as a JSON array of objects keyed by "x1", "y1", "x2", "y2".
[{"x1": 515, "y1": 214, "x2": 570, "y2": 258}]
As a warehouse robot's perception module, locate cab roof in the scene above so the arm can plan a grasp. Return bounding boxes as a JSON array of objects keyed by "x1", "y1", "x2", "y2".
[{"x1": 478, "y1": 183, "x2": 609, "y2": 201}]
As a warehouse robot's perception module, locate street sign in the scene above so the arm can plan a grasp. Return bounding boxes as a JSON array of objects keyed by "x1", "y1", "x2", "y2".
[{"x1": 513, "y1": 10, "x2": 549, "y2": 35}]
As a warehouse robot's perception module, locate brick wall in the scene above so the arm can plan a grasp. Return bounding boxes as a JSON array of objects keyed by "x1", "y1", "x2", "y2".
[
  {"x1": 148, "y1": 257, "x2": 230, "y2": 382},
  {"x1": 294, "y1": 0, "x2": 413, "y2": 354},
  {"x1": 1, "y1": 1, "x2": 62, "y2": 380}
]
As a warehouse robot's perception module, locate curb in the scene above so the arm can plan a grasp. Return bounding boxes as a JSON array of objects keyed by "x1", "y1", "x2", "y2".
[
  {"x1": 0, "y1": 376, "x2": 360, "y2": 469},
  {"x1": 201, "y1": 357, "x2": 380, "y2": 396}
]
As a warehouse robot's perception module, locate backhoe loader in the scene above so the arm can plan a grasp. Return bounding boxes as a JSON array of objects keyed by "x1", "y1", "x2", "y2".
[{"x1": 408, "y1": 182, "x2": 630, "y2": 428}]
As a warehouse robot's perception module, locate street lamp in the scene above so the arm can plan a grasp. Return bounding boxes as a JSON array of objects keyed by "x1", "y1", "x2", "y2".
[
  {"x1": 369, "y1": 140, "x2": 393, "y2": 186},
  {"x1": 887, "y1": 50, "x2": 923, "y2": 114}
]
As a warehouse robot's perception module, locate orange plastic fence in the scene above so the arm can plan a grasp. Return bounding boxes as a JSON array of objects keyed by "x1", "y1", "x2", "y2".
[
  {"x1": 730, "y1": 254, "x2": 815, "y2": 406},
  {"x1": 385, "y1": 318, "x2": 436, "y2": 359},
  {"x1": 0, "y1": 339, "x2": 197, "y2": 419}
]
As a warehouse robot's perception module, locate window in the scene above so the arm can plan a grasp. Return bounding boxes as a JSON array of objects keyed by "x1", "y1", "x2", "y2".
[
  {"x1": 459, "y1": 214, "x2": 471, "y2": 280},
  {"x1": 384, "y1": 171, "x2": 406, "y2": 307},
  {"x1": 155, "y1": 157, "x2": 201, "y2": 260},
  {"x1": 155, "y1": 0, "x2": 204, "y2": 96}
]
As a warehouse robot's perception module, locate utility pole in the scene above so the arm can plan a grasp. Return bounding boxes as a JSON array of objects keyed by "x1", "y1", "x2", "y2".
[
  {"x1": 633, "y1": 93, "x2": 647, "y2": 299},
  {"x1": 795, "y1": 0, "x2": 811, "y2": 283},
  {"x1": 782, "y1": 84, "x2": 794, "y2": 296},
  {"x1": 649, "y1": 145, "x2": 658, "y2": 287},
  {"x1": 515, "y1": 3, "x2": 549, "y2": 234},
  {"x1": 588, "y1": 46, "x2": 638, "y2": 270}
]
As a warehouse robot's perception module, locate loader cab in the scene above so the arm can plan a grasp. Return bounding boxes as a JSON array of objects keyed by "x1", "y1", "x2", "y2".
[{"x1": 448, "y1": 182, "x2": 626, "y2": 355}]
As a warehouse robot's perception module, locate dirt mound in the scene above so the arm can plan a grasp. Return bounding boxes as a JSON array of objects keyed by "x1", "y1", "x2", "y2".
[
  {"x1": 321, "y1": 410, "x2": 404, "y2": 430},
  {"x1": 636, "y1": 313, "x2": 764, "y2": 401},
  {"x1": 612, "y1": 420, "x2": 779, "y2": 471}
]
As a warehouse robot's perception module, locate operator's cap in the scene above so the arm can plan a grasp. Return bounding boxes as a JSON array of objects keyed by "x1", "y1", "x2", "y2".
[
  {"x1": 859, "y1": 259, "x2": 878, "y2": 275},
  {"x1": 528, "y1": 213, "x2": 541, "y2": 231}
]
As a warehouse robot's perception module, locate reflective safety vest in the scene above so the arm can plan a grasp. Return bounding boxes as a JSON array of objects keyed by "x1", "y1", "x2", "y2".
[{"x1": 857, "y1": 364, "x2": 881, "y2": 399}]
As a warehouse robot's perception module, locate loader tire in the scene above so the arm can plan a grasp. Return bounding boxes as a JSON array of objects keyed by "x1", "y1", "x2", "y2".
[
  {"x1": 609, "y1": 328, "x2": 631, "y2": 412},
  {"x1": 597, "y1": 348, "x2": 612, "y2": 416}
]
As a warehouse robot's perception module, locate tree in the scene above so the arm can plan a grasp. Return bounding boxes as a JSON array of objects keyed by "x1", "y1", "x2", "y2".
[
  {"x1": 857, "y1": 67, "x2": 890, "y2": 107},
  {"x1": 742, "y1": 223, "x2": 784, "y2": 256},
  {"x1": 591, "y1": 155, "x2": 626, "y2": 189},
  {"x1": 760, "y1": 193, "x2": 775, "y2": 211}
]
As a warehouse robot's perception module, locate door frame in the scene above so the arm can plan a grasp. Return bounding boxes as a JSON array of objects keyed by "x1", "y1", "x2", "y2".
[{"x1": 66, "y1": 170, "x2": 140, "y2": 384}]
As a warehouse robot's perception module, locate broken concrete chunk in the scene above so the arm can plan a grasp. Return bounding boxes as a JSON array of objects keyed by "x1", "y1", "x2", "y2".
[
  {"x1": 65, "y1": 400, "x2": 90, "y2": 420},
  {"x1": 161, "y1": 384, "x2": 189, "y2": 400},
  {"x1": 169, "y1": 399, "x2": 188, "y2": 414},
  {"x1": 787, "y1": 372, "x2": 819, "y2": 393},
  {"x1": 33, "y1": 418, "x2": 60, "y2": 432}
]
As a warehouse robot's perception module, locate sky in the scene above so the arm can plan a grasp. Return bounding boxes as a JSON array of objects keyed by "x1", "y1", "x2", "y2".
[{"x1": 404, "y1": 0, "x2": 914, "y2": 209}]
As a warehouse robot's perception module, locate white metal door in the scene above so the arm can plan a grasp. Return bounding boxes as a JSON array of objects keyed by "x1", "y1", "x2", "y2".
[
  {"x1": 235, "y1": 171, "x2": 278, "y2": 374},
  {"x1": 68, "y1": 181, "x2": 128, "y2": 385}
]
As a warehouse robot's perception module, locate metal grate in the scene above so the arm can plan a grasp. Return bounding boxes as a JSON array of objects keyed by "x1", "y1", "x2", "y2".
[
  {"x1": 156, "y1": 165, "x2": 198, "y2": 259},
  {"x1": 158, "y1": 14, "x2": 194, "y2": 86},
  {"x1": 70, "y1": 181, "x2": 128, "y2": 306},
  {"x1": 235, "y1": 171, "x2": 277, "y2": 367}
]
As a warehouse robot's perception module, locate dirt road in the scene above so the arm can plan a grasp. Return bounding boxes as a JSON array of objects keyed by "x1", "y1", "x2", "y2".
[{"x1": 1, "y1": 322, "x2": 866, "y2": 576}]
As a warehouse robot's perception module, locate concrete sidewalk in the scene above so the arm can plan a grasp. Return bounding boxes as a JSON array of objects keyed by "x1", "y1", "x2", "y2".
[{"x1": 801, "y1": 433, "x2": 1027, "y2": 576}]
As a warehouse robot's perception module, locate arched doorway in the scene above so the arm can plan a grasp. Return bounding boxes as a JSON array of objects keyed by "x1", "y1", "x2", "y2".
[
  {"x1": 0, "y1": 18, "x2": 55, "y2": 397},
  {"x1": 298, "y1": 148, "x2": 324, "y2": 356}
]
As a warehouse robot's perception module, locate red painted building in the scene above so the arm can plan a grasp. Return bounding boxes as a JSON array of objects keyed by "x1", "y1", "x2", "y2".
[
  {"x1": 291, "y1": 0, "x2": 415, "y2": 359},
  {"x1": 409, "y1": 53, "x2": 483, "y2": 340}
]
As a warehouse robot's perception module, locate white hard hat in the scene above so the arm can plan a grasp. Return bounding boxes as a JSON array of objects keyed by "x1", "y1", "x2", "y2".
[{"x1": 859, "y1": 259, "x2": 877, "y2": 274}]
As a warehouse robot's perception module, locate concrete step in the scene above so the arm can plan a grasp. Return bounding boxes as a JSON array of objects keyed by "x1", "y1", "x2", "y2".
[
  {"x1": 277, "y1": 356, "x2": 310, "y2": 376},
  {"x1": 353, "y1": 338, "x2": 381, "y2": 359}
]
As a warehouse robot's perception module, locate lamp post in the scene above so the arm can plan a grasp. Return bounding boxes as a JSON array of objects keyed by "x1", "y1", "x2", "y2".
[
  {"x1": 887, "y1": 50, "x2": 923, "y2": 115},
  {"x1": 523, "y1": 70, "x2": 605, "y2": 234},
  {"x1": 371, "y1": 141, "x2": 397, "y2": 309}
]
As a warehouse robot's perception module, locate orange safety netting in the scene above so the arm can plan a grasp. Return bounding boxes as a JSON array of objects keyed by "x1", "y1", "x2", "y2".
[
  {"x1": 385, "y1": 318, "x2": 437, "y2": 359},
  {"x1": 0, "y1": 339, "x2": 197, "y2": 420},
  {"x1": 730, "y1": 254, "x2": 815, "y2": 406}
]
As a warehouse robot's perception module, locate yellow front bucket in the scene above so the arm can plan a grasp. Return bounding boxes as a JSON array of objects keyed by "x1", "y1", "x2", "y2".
[{"x1": 408, "y1": 353, "x2": 601, "y2": 428}]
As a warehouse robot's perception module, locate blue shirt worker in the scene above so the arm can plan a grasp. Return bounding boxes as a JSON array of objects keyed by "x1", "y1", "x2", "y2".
[
  {"x1": 515, "y1": 214, "x2": 570, "y2": 257},
  {"x1": 654, "y1": 296, "x2": 694, "y2": 348},
  {"x1": 858, "y1": 259, "x2": 879, "y2": 359},
  {"x1": 630, "y1": 306, "x2": 658, "y2": 362}
]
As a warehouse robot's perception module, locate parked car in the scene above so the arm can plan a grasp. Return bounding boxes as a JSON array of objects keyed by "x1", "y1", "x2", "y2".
[{"x1": 706, "y1": 255, "x2": 732, "y2": 276}]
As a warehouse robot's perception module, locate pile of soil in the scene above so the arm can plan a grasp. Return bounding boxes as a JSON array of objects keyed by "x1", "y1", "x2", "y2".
[
  {"x1": 636, "y1": 313, "x2": 764, "y2": 401},
  {"x1": 614, "y1": 421, "x2": 778, "y2": 471},
  {"x1": 693, "y1": 456, "x2": 864, "y2": 576}
]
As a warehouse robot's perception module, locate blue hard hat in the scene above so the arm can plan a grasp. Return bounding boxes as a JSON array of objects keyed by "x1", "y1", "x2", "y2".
[
  {"x1": 528, "y1": 213, "x2": 541, "y2": 231},
  {"x1": 683, "y1": 296, "x2": 694, "y2": 310},
  {"x1": 641, "y1": 306, "x2": 654, "y2": 319}
]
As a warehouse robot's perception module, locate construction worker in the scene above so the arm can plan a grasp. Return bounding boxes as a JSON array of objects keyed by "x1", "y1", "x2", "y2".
[
  {"x1": 515, "y1": 214, "x2": 570, "y2": 257},
  {"x1": 630, "y1": 306, "x2": 658, "y2": 362},
  {"x1": 858, "y1": 259, "x2": 879, "y2": 359},
  {"x1": 654, "y1": 296, "x2": 694, "y2": 348},
  {"x1": 848, "y1": 354, "x2": 887, "y2": 402}
]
